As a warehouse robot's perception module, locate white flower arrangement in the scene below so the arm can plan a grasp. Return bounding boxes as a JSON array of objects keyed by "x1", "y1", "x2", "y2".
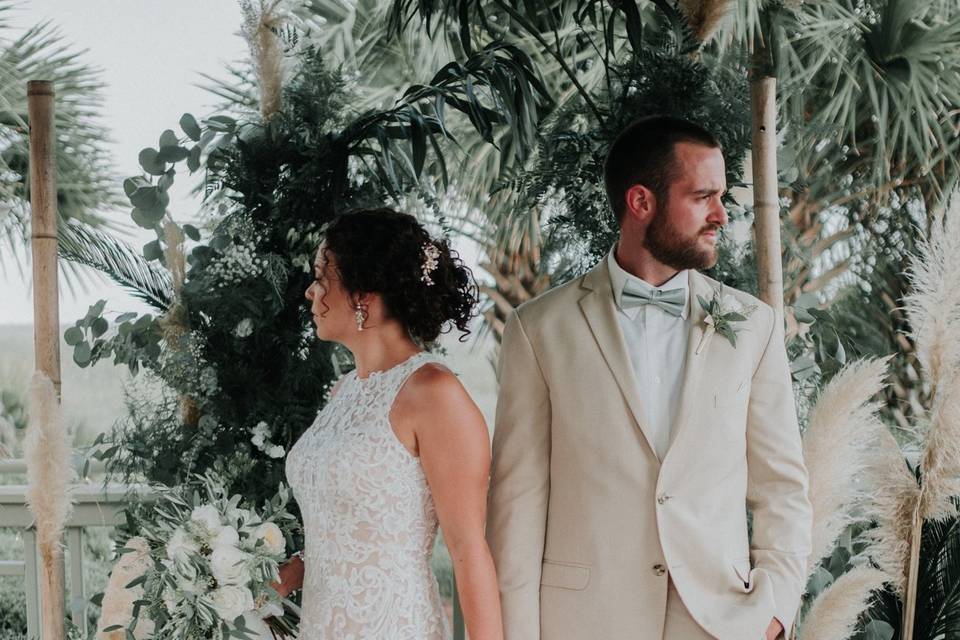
[{"x1": 105, "y1": 472, "x2": 300, "y2": 639}]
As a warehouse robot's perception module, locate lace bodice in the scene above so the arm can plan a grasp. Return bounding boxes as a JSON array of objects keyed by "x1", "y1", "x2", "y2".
[{"x1": 286, "y1": 352, "x2": 451, "y2": 640}]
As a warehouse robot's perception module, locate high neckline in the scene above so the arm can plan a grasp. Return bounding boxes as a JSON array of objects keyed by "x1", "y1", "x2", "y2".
[{"x1": 354, "y1": 350, "x2": 428, "y2": 382}]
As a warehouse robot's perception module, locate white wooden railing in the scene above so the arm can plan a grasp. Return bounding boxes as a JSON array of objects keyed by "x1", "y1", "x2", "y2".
[{"x1": 0, "y1": 458, "x2": 134, "y2": 639}]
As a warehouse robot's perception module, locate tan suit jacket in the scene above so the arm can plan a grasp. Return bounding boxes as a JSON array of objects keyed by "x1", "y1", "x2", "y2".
[{"x1": 487, "y1": 260, "x2": 812, "y2": 639}]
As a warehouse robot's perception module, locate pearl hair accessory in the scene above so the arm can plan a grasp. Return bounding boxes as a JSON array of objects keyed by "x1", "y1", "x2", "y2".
[{"x1": 420, "y1": 242, "x2": 441, "y2": 286}]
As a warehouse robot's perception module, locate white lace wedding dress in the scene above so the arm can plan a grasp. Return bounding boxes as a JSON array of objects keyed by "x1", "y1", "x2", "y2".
[{"x1": 286, "y1": 351, "x2": 452, "y2": 640}]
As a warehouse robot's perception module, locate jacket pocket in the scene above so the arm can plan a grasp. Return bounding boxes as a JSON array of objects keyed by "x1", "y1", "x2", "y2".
[
  {"x1": 541, "y1": 560, "x2": 591, "y2": 591},
  {"x1": 731, "y1": 556, "x2": 753, "y2": 593}
]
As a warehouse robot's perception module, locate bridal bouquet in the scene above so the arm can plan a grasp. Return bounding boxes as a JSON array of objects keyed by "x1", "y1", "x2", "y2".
[{"x1": 112, "y1": 472, "x2": 300, "y2": 639}]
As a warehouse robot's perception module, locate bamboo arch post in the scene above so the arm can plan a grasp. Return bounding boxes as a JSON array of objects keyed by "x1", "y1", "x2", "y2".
[
  {"x1": 28, "y1": 79, "x2": 67, "y2": 640},
  {"x1": 751, "y1": 74, "x2": 785, "y2": 323}
]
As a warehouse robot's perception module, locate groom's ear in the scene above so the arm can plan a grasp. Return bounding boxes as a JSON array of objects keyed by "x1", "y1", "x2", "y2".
[{"x1": 623, "y1": 183, "x2": 657, "y2": 226}]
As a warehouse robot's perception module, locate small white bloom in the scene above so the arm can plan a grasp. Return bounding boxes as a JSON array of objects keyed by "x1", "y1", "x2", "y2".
[
  {"x1": 166, "y1": 527, "x2": 200, "y2": 563},
  {"x1": 720, "y1": 294, "x2": 744, "y2": 314},
  {"x1": 266, "y1": 444, "x2": 285, "y2": 459},
  {"x1": 251, "y1": 421, "x2": 270, "y2": 438},
  {"x1": 209, "y1": 584, "x2": 255, "y2": 622},
  {"x1": 210, "y1": 544, "x2": 250, "y2": 586},
  {"x1": 190, "y1": 504, "x2": 223, "y2": 536},
  {"x1": 251, "y1": 433, "x2": 266, "y2": 447},
  {"x1": 253, "y1": 522, "x2": 286, "y2": 556},
  {"x1": 235, "y1": 318, "x2": 254, "y2": 338}
]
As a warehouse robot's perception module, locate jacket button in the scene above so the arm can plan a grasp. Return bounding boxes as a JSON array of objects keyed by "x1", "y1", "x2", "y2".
[
  {"x1": 652, "y1": 564, "x2": 666, "y2": 576},
  {"x1": 657, "y1": 494, "x2": 671, "y2": 505}
]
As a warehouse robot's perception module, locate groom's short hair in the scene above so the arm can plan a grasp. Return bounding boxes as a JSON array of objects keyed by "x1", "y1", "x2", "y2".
[{"x1": 603, "y1": 116, "x2": 720, "y2": 224}]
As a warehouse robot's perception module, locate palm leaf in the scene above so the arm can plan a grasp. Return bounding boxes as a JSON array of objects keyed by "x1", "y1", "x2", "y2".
[
  {"x1": 0, "y1": 4, "x2": 120, "y2": 280},
  {"x1": 58, "y1": 221, "x2": 172, "y2": 311}
]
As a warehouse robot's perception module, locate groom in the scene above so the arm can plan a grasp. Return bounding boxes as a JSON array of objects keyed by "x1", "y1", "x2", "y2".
[{"x1": 487, "y1": 116, "x2": 812, "y2": 640}]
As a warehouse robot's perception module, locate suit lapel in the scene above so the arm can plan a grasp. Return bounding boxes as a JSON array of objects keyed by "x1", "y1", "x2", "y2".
[
  {"x1": 577, "y1": 261, "x2": 661, "y2": 462},
  {"x1": 663, "y1": 270, "x2": 715, "y2": 461}
]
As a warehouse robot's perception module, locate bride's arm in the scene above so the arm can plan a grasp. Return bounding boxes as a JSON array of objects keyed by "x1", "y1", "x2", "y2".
[{"x1": 394, "y1": 365, "x2": 504, "y2": 640}]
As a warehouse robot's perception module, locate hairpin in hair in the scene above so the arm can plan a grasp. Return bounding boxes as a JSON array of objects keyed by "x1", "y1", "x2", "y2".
[{"x1": 421, "y1": 242, "x2": 441, "y2": 286}]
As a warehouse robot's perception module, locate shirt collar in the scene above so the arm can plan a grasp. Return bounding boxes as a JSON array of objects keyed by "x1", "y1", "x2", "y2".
[{"x1": 607, "y1": 247, "x2": 690, "y2": 320}]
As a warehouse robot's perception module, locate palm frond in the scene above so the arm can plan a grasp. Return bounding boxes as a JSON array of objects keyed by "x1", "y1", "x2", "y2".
[
  {"x1": 58, "y1": 221, "x2": 172, "y2": 311},
  {"x1": 0, "y1": 5, "x2": 120, "y2": 278}
]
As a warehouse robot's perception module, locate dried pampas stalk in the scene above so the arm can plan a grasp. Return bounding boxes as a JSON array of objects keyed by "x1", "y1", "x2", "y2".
[
  {"x1": 861, "y1": 428, "x2": 920, "y2": 594},
  {"x1": 25, "y1": 372, "x2": 75, "y2": 638},
  {"x1": 902, "y1": 192, "x2": 960, "y2": 401},
  {"x1": 158, "y1": 218, "x2": 198, "y2": 427},
  {"x1": 799, "y1": 566, "x2": 889, "y2": 640},
  {"x1": 910, "y1": 194, "x2": 960, "y2": 520},
  {"x1": 25, "y1": 372, "x2": 75, "y2": 556},
  {"x1": 678, "y1": 0, "x2": 733, "y2": 42},
  {"x1": 240, "y1": 0, "x2": 288, "y2": 121},
  {"x1": 96, "y1": 537, "x2": 155, "y2": 640},
  {"x1": 918, "y1": 369, "x2": 960, "y2": 520},
  {"x1": 803, "y1": 357, "x2": 889, "y2": 576}
]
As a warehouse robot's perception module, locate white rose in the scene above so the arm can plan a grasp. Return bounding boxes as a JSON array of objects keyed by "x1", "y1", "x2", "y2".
[
  {"x1": 265, "y1": 445, "x2": 285, "y2": 459},
  {"x1": 209, "y1": 584, "x2": 254, "y2": 622},
  {"x1": 210, "y1": 544, "x2": 250, "y2": 586},
  {"x1": 166, "y1": 527, "x2": 200, "y2": 563},
  {"x1": 251, "y1": 433, "x2": 266, "y2": 448},
  {"x1": 191, "y1": 504, "x2": 223, "y2": 536},
  {"x1": 213, "y1": 525, "x2": 240, "y2": 550},
  {"x1": 162, "y1": 586, "x2": 178, "y2": 615},
  {"x1": 253, "y1": 522, "x2": 285, "y2": 556}
]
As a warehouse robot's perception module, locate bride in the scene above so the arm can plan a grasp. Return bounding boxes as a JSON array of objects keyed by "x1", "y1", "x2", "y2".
[{"x1": 276, "y1": 208, "x2": 503, "y2": 639}]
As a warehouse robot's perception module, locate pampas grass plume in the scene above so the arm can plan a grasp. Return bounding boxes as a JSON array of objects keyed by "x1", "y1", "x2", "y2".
[
  {"x1": 803, "y1": 357, "x2": 889, "y2": 576},
  {"x1": 96, "y1": 537, "x2": 155, "y2": 640},
  {"x1": 25, "y1": 372, "x2": 75, "y2": 555},
  {"x1": 861, "y1": 428, "x2": 921, "y2": 594},
  {"x1": 800, "y1": 566, "x2": 889, "y2": 640}
]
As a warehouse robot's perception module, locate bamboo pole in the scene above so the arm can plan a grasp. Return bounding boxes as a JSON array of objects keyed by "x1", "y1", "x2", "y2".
[
  {"x1": 750, "y1": 74, "x2": 785, "y2": 321},
  {"x1": 28, "y1": 79, "x2": 67, "y2": 640}
]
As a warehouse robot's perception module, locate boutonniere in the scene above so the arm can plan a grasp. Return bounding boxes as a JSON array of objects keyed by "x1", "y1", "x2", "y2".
[{"x1": 695, "y1": 286, "x2": 756, "y2": 354}]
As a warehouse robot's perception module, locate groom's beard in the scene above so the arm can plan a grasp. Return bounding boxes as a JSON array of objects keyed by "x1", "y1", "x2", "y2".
[{"x1": 644, "y1": 206, "x2": 720, "y2": 271}]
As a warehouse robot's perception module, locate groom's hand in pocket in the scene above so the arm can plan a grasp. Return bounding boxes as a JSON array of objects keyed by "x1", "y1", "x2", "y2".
[{"x1": 765, "y1": 617, "x2": 784, "y2": 640}]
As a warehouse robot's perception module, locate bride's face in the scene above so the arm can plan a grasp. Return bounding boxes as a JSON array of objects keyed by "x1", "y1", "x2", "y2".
[{"x1": 305, "y1": 244, "x2": 355, "y2": 341}]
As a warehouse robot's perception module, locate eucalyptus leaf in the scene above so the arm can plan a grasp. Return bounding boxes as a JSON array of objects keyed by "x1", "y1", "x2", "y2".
[
  {"x1": 64, "y1": 326, "x2": 84, "y2": 346},
  {"x1": 73, "y1": 341, "x2": 92, "y2": 367},
  {"x1": 180, "y1": 113, "x2": 202, "y2": 141},
  {"x1": 138, "y1": 147, "x2": 166, "y2": 176},
  {"x1": 159, "y1": 129, "x2": 179, "y2": 149}
]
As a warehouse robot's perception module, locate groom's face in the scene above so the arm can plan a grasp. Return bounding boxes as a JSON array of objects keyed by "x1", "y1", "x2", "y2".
[{"x1": 643, "y1": 142, "x2": 728, "y2": 270}]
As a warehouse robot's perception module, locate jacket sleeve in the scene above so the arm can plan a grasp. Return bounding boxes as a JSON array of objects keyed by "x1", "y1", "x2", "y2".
[
  {"x1": 486, "y1": 309, "x2": 551, "y2": 640},
  {"x1": 746, "y1": 305, "x2": 813, "y2": 631}
]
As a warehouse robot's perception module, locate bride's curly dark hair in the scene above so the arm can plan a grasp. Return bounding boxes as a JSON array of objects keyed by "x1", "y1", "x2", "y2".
[{"x1": 321, "y1": 207, "x2": 479, "y2": 343}]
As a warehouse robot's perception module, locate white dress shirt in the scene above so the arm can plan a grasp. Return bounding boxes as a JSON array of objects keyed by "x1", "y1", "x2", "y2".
[{"x1": 607, "y1": 249, "x2": 690, "y2": 460}]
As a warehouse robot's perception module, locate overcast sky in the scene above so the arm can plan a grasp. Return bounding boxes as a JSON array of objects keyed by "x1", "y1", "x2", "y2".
[{"x1": 1, "y1": 0, "x2": 249, "y2": 325}]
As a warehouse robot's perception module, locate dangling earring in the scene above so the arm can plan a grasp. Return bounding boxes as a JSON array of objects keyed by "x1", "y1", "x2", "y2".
[{"x1": 354, "y1": 303, "x2": 366, "y2": 332}]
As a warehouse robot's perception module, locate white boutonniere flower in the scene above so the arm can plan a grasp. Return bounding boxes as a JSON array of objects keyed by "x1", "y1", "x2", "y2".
[{"x1": 695, "y1": 286, "x2": 756, "y2": 355}]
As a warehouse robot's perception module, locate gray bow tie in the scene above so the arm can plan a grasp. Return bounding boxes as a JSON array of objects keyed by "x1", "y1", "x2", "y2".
[{"x1": 620, "y1": 282, "x2": 686, "y2": 317}]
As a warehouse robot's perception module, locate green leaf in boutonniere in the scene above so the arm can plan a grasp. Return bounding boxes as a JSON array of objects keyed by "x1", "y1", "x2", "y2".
[{"x1": 695, "y1": 286, "x2": 757, "y2": 354}]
